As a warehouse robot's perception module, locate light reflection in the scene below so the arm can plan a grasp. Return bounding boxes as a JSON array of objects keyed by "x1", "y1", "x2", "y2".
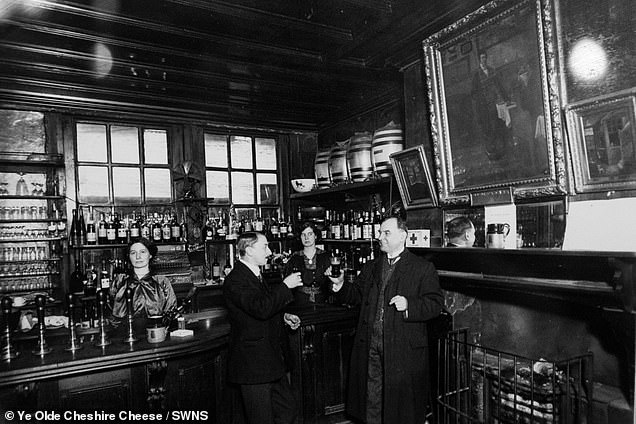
[
  {"x1": 568, "y1": 37, "x2": 608, "y2": 82},
  {"x1": 93, "y1": 42, "x2": 113, "y2": 78},
  {"x1": 0, "y1": 0, "x2": 39, "y2": 19}
]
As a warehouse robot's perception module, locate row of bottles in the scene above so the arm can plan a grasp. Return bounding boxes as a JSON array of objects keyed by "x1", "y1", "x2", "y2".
[
  {"x1": 203, "y1": 207, "x2": 295, "y2": 241},
  {"x1": 0, "y1": 276, "x2": 53, "y2": 293},
  {"x1": 69, "y1": 257, "x2": 128, "y2": 296},
  {"x1": 69, "y1": 206, "x2": 187, "y2": 246},
  {"x1": 320, "y1": 207, "x2": 384, "y2": 241}
]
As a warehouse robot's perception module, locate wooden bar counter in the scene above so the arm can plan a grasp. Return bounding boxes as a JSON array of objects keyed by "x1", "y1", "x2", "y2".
[{"x1": 0, "y1": 309, "x2": 233, "y2": 421}]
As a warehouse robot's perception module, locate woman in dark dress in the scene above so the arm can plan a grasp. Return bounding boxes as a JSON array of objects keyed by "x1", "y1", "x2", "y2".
[
  {"x1": 109, "y1": 237, "x2": 177, "y2": 326},
  {"x1": 284, "y1": 222, "x2": 331, "y2": 304}
]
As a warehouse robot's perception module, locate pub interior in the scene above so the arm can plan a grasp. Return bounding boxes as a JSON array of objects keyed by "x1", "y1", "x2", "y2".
[{"x1": 0, "y1": 0, "x2": 634, "y2": 423}]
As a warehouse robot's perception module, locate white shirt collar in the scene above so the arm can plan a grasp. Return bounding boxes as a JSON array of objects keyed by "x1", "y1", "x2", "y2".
[
  {"x1": 387, "y1": 246, "x2": 406, "y2": 261},
  {"x1": 239, "y1": 258, "x2": 261, "y2": 278}
]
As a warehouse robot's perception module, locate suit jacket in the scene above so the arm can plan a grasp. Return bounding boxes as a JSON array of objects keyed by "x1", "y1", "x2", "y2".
[
  {"x1": 334, "y1": 249, "x2": 443, "y2": 424},
  {"x1": 223, "y1": 260, "x2": 294, "y2": 384}
]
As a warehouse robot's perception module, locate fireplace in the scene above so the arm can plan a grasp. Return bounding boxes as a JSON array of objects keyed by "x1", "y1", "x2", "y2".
[{"x1": 437, "y1": 329, "x2": 592, "y2": 423}]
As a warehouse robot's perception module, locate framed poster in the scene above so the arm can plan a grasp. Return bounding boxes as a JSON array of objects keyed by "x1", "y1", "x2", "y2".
[
  {"x1": 390, "y1": 145, "x2": 438, "y2": 209},
  {"x1": 422, "y1": 0, "x2": 566, "y2": 204}
]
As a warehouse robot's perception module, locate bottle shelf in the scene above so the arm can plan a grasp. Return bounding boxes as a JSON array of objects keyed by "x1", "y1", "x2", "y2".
[
  {"x1": 0, "y1": 258, "x2": 62, "y2": 264},
  {"x1": 320, "y1": 238, "x2": 378, "y2": 244},
  {"x1": 289, "y1": 177, "x2": 392, "y2": 200},
  {"x1": 0, "y1": 236, "x2": 65, "y2": 243},
  {"x1": 70, "y1": 241, "x2": 185, "y2": 249},
  {"x1": 0, "y1": 271, "x2": 60, "y2": 279},
  {"x1": 0, "y1": 152, "x2": 64, "y2": 167},
  {"x1": 0, "y1": 195, "x2": 64, "y2": 200},
  {"x1": 0, "y1": 218, "x2": 66, "y2": 224}
]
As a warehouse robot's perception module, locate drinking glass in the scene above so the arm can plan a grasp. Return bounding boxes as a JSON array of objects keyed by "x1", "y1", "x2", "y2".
[{"x1": 15, "y1": 173, "x2": 29, "y2": 196}]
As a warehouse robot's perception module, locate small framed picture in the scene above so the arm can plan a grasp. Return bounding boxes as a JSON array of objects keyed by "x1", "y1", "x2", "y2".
[
  {"x1": 390, "y1": 145, "x2": 438, "y2": 209},
  {"x1": 566, "y1": 90, "x2": 636, "y2": 193}
]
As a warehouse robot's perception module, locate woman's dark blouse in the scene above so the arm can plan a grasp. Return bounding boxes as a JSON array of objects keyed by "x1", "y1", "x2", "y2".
[
  {"x1": 284, "y1": 249, "x2": 331, "y2": 304},
  {"x1": 110, "y1": 271, "x2": 177, "y2": 323}
]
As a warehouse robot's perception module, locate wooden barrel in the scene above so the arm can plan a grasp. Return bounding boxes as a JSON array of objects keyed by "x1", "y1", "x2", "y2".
[
  {"x1": 314, "y1": 148, "x2": 331, "y2": 188},
  {"x1": 347, "y1": 132, "x2": 373, "y2": 182},
  {"x1": 372, "y1": 121, "x2": 403, "y2": 177},
  {"x1": 328, "y1": 139, "x2": 350, "y2": 184}
]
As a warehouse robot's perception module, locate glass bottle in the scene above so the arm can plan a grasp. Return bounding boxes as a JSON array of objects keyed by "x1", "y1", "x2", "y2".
[
  {"x1": 106, "y1": 212, "x2": 117, "y2": 244},
  {"x1": 97, "y1": 212, "x2": 108, "y2": 245},
  {"x1": 171, "y1": 213, "x2": 181, "y2": 242},
  {"x1": 85, "y1": 207, "x2": 97, "y2": 245},
  {"x1": 129, "y1": 213, "x2": 141, "y2": 239},
  {"x1": 77, "y1": 206, "x2": 87, "y2": 246},
  {"x1": 69, "y1": 259, "x2": 84, "y2": 294},
  {"x1": 117, "y1": 211, "x2": 129, "y2": 244},
  {"x1": 212, "y1": 253, "x2": 221, "y2": 281},
  {"x1": 68, "y1": 209, "x2": 78, "y2": 245}
]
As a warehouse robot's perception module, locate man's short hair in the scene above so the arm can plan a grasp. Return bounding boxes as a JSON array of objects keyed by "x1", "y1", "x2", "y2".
[
  {"x1": 237, "y1": 232, "x2": 261, "y2": 257},
  {"x1": 381, "y1": 215, "x2": 408, "y2": 233},
  {"x1": 447, "y1": 217, "x2": 473, "y2": 239}
]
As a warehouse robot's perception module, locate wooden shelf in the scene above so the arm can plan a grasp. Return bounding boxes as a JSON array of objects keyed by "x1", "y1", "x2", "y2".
[
  {"x1": 0, "y1": 152, "x2": 64, "y2": 167},
  {"x1": 290, "y1": 177, "x2": 392, "y2": 201},
  {"x1": 0, "y1": 195, "x2": 64, "y2": 200}
]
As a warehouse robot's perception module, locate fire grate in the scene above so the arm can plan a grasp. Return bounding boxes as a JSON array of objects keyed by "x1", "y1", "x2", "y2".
[{"x1": 436, "y1": 329, "x2": 593, "y2": 424}]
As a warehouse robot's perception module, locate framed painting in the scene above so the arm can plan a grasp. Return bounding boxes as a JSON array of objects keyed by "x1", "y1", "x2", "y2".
[
  {"x1": 422, "y1": 0, "x2": 567, "y2": 205},
  {"x1": 390, "y1": 145, "x2": 438, "y2": 209},
  {"x1": 566, "y1": 89, "x2": 636, "y2": 193}
]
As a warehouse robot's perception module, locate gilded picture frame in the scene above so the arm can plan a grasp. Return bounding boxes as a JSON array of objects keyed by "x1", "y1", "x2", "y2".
[
  {"x1": 390, "y1": 145, "x2": 438, "y2": 209},
  {"x1": 422, "y1": 0, "x2": 566, "y2": 205},
  {"x1": 566, "y1": 89, "x2": 636, "y2": 193}
]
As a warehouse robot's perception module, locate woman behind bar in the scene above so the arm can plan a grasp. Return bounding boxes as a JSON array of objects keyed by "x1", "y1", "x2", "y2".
[
  {"x1": 284, "y1": 222, "x2": 330, "y2": 304},
  {"x1": 110, "y1": 237, "x2": 177, "y2": 325}
]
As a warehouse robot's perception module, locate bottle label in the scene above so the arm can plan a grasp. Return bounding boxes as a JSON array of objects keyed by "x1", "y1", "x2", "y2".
[
  {"x1": 153, "y1": 228, "x2": 162, "y2": 241},
  {"x1": 118, "y1": 228, "x2": 128, "y2": 238},
  {"x1": 162, "y1": 227, "x2": 171, "y2": 240},
  {"x1": 171, "y1": 225, "x2": 181, "y2": 239},
  {"x1": 130, "y1": 227, "x2": 140, "y2": 238},
  {"x1": 101, "y1": 277, "x2": 110, "y2": 289},
  {"x1": 107, "y1": 228, "x2": 116, "y2": 241},
  {"x1": 98, "y1": 228, "x2": 107, "y2": 238},
  {"x1": 86, "y1": 232, "x2": 97, "y2": 243}
]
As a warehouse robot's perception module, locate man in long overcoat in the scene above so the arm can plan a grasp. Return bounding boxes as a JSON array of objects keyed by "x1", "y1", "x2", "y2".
[{"x1": 330, "y1": 215, "x2": 443, "y2": 424}]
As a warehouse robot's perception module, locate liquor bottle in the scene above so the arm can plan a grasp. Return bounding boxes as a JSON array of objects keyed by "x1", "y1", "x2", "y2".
[
  {"x1": 321, "y1": 210, "x2": 330, "y2": 239},
  {"x1": 152, "y1": 213, "x2": 162, "y2": 242},
  {"x1": 203, "y1": 215, "x2": 214, "y2": 241},
  {"x1": 106, "y1": 211, "x2": 117, "y2": 244},
  {"x1": 77, "y1": 206, "x2": 87, "y2": 245},
  {"x1": 356, "y1": 212, "x2": 364, "y2": 240},
  {"x1": 162, "y1": 213, "x2": 172, "y2": 243},
  {"x1": 363, "y1": 212, "x2": 372, "y2": 240},
  {"x1": 279, "y1": 215, "x2": 288, "y2": 238},
  {"x1": 55, "y1": 207, "x2": 66, "y2": 238},
  {"x1": 84, "y1": 263, "x2": 97, "y2": 296},
  {"x1": 212, "y1": 253, "x2": 221, "y2": 281},
  {"x1": 141, "y1": 214, "x2": 151, "y2": 239},
  {"x1": 286, "y1": 219, "x2": 294, "y2": 239},
  {"x1": 270, "y1": 215, "x2": 280, "y2": 240},
  {"x1": 218, "y1": 212, "x2": 228, "y2": 239},
  {"x1": 372, "y1": 208, "x2": 381, "y2": 240},
  {"x1": 99, "y1": 259, "x2": 111, "y2": 291},
  {"x1": 68, "y1": 209, "x2": 78, "y2": 245},
  {"x1": 86, "y1": 207, "x2": 97, "y2": 245},
  {"x1": 254, "y1": 215, "x2": 264, "y2": 233},
  {"x1": 97, "y1": 212, "x2": 108, "y2": 245},
  {"x1": 171, "y1": 213, "x2": 181, "y2": 242},
  {"x1": 117, "y1": 212, "x2": 129, "y2": 244},
  {"x1": 179, "y1": 214, "x2": 187, "y2": 243},
  {"x1": 69, "y1": 259, "x2": 84, "y2": 294},
  {"x1": 129, "y1": 212, "x2": 141, "y2": 239},
  {"x1": 244, "y1": 216, "x2": 253, "y2": 233},
  {"x1": 330, "y1": 249, "x2": 341, "y2": 277},
  {"x1": 342, "y1": 211, "x2": 350, "y2": 240}
]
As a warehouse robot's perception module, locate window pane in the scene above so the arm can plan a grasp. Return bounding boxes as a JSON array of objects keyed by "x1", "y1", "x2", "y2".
[
  {"x1": 205, "y1": 133, "x2": 228, "y2": 167},
  {"x1": 76, "y1": 123, "x2": 107, "y2": 162},
  {"x1": 231, "y1": 171, "x2": 254, "y2": 204},
  {"x1": 230, "y1": 136, "x2": 253, "y2": 169},
  {"x1": 78, "y1": 165, "x2": 109, "y2": 204},
  {"x1": 113, "y1": 167, "x2": 141, "y2": 203},
  {"x1": 255, "y1": 138, "x2": 277, "y2": 170},
  {"x1": 206, "y1": 171, "x2": 229, "y2": 203},
  {"x1": 256, "y1": 173, "x2": 278, "y2": 205},
  {"x1": 144, "y1": 129, "x2": 168, "y2": 164},
  {"x1": 111, "y1": 126, "x2": 139, "y2": 164},
  {"x1": 144, "y1": 168, "x2": 172, "y2": 202}
]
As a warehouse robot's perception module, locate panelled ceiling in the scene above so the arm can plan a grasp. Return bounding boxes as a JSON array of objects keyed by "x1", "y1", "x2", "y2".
[{"x1": 0, "y1": 0, "x2": 487, "y2": 130}]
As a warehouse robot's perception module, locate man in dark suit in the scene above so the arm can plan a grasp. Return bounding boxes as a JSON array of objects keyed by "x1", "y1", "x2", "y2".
[
  {"x1": 329, "y1": 215, "x2": 443, "y2": 424},
  {"x1": 223, "y1": 232, "x2": 303, "y2": 424}
]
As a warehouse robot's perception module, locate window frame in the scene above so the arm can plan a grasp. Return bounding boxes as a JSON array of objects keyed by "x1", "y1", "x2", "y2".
[
  {"x1": 204, "y1": 131, "x2": 280, "y2": 213},
  {"x1": 74, "y1": 120, "x2": 173, "y2": 206}
]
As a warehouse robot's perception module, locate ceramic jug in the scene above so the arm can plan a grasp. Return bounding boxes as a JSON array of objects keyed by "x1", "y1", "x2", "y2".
[{"x1": 486, "y1": 223, "x2": 510, "y2": 249}]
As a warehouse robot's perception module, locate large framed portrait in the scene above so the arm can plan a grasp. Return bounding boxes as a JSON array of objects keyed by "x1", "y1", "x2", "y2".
[
  {"x1": 566, "y1": 89, "x2": 636, "y2": 193},
  {"x1": 390, "y1": 145, "x2": 438, "y2": 209},
  {"x1": 423, "y1": 0, "x2": 566, "y2": 205}
]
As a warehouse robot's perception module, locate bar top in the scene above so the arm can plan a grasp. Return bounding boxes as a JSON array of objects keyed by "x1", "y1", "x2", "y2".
[{"x1": 0, "y1": 308, "x2": 230, "y2": 387}]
